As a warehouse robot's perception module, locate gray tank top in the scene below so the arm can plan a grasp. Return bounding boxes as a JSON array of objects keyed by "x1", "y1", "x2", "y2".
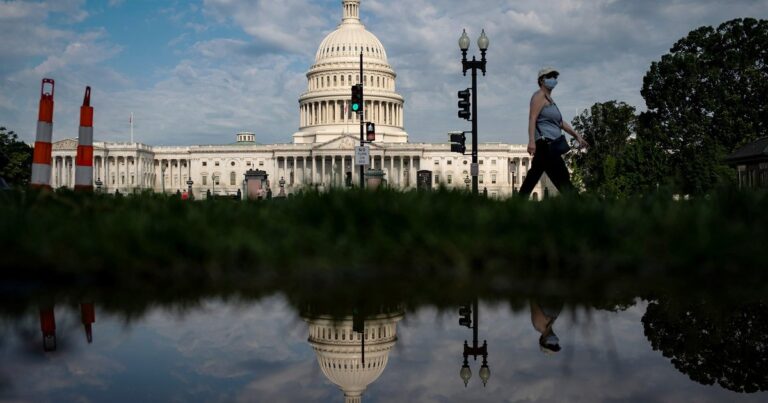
[{"x1": 534, "y1": 92, "x2": 563, "y2": 141}]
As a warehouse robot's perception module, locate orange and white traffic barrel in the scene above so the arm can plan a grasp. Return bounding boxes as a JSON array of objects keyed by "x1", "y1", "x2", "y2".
[
  {"x1": 75, "y1": 87, "x2": 94, "y2": 192},
  {"x1": 30, "y1": 78, "x2": 55, "y2": 189},
  {"x1": 39, "y1": 306, "x2": 57, "y2": 352},
  {"x1": 80, "y1": 302, "x2": 95, "y2": 343}
]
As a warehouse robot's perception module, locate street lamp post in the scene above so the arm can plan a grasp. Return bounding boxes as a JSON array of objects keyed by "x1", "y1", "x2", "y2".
[
  {"x1": 95, "y1": 178, "x2": 103, "y2": 193},
  {"x1": 279, "y1": 176, "x2": 286, "y2": 197},
  {"x1": 464, "y1": 175, "x2": 471, "y2": 191},
  {"x1": 459, "y1": 29, "x2": 489, "y2": 195},
  {"x1": 186, "y1": 179, "x2": 194, "y2": 200}
]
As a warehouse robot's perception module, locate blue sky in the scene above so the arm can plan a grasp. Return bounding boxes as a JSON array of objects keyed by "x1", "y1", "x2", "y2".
[{"x1": 1, "y1": 0, "x2": 767, "y2": 146}]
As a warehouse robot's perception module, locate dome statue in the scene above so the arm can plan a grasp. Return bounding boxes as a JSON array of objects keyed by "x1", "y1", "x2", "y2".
[
  {"x1": 304, "y1": 309, "x2": 404, "y2": 403},
  {"x1": 294, "y1": 0, "x2": 408, "y2": 144}
]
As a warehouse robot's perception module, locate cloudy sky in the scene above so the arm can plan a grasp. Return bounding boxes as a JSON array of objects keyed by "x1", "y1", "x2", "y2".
[{"x1": 1, "y1": 0, "x2": 766, "y2": 146}]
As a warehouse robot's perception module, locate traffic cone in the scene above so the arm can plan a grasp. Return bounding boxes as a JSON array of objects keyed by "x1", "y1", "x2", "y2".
[
  {"x1": 30, "y1": 78, "x2": 55, "y2": 189},
  {"x1": 80, "y1": 302, "x2": 95, "y2": 343},
  {"x1": 75, "y1": 87, "x2": 94, "y2": 192},
  {"x1": 39, "y1": 307, "x2": 57, "y2": 352}
]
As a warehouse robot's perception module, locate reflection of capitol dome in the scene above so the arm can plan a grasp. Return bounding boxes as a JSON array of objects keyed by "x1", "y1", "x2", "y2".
[
  {"x1": 304, "y1": 310, "x2": 404, "y2": 403},
  {"x1": 294, "y1": 0, "x2": 408, "y2": 144}
]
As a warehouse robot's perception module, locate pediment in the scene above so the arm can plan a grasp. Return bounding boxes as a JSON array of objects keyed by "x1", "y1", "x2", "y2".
[
  {"x1": 52, "y1": 138, "x2": 78, "y2": 150},
  {"x1": 313, "y1": 134, "x2": 384, "y2": 151}
]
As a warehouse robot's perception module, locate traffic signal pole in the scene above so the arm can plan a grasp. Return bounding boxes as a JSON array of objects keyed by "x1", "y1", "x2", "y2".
[
  {"x1": 359, "y1": 51, "x2": 365, "y2": 189},
  {"x1": 471, "y1": 66, "x2": 478, "y2": 194}
]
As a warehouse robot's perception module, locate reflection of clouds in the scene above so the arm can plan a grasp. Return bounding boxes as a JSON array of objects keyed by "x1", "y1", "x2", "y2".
[
  {"x1": 0, "y1": 308, "x2": 125, "y2": 402},
  {"x1": 141, "y1": 296, "x2": 312, "y2": 380},
  {"x1": 2, "y1": 299, "x2": 767, "y2": 402},
  {"x1": 371, "y1": 302, "x2": 767, "y2": 403}
]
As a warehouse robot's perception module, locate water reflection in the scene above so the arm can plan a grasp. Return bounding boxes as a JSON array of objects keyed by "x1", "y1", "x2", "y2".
[
  {"x1": 302, "y1": 307, "x2": 404, "y2": 403},
  {"x1": 1, "y1": 295, "x2": 766, "y2": 401},
  {"x1": 643, "y1": 299, "x2": 768, "y2": 393},
  {"x1": 531, "y1": 300, "x2": 563, "y2": 354},
  {"x1": 458, "y1": 299, "x2": 490, "y2": 387}
]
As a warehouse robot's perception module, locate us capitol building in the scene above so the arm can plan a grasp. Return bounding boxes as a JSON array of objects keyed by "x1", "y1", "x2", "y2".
[{"x1": 49, "y1": 0, "x2": 552, "y2": 199}]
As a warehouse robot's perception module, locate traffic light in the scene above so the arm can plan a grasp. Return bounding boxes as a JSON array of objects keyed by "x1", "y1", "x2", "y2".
[
  {"x1": 459, "y1": 305, "x2": 472, "y2": 328},
  {"x1": 351, "y1": 84, "x2": 363, "y2": 113},
  {"x1": 458, "y1": 88, "x2": 471, "y2": 120},
  {"x1": 450, "y1": 131, "x2": 466, "y2": 154},
  {"x1": 366, "y1": 122, "x2": 376, "y2": 142}
]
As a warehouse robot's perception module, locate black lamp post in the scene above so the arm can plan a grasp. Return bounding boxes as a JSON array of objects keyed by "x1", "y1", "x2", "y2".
[
  {"x1": 459, "y1": 299, "x2": 491, "y2": 387},
  {"x1": 459, "y1": 29, "x2": 489, "y2": 195},
  {"x1": 279, "y1": 176, "x2": 286, "y2": 197},
  {"x1": 186, "y1": 179, "x2": 194, "y2": 200}
]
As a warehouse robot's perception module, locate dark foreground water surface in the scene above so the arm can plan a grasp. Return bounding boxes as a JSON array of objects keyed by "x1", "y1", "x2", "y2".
[{"x1": 1, "y1": 296, "x2": 766, "y2": 403}]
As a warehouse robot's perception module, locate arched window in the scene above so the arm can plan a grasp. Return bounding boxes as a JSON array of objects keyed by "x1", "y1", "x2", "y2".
[{"x1": 230, "y1": 172, "x2": 236, "y2": 186}]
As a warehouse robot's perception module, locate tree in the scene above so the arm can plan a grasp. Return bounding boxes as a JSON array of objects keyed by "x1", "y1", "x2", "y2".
[
  {"x1": 642, "y1": 299, "x2": 768, "y2": 393},
  {"x1": 0, "y1": 126, "x2": 33, "y2": 187},
  {"x1": 640, "y1": 18, "x2": 768, "y2": 195},
  {"x1": 569, "y1": 101, "x2": 666, "y2": 196}
]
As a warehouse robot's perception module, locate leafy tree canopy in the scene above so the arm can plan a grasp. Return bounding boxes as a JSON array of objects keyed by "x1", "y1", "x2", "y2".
[
  {"x1": 640, "y1": 18, "x2": 768, "y2": 194},
  {"x1": 0, "y1": 126, "x2": 32, "y2": 187},
  {"x1": 569, "y1": 101, "x2": 666, "y2": 197}
]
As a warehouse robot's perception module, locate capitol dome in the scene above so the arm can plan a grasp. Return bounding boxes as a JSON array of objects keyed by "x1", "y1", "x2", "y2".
[
  {"x1": 294, "y1": 0, "x2": 408, "y2": 144},
  {"x1": 304, "y1": 310, "x2": 404, "y2": 403}
]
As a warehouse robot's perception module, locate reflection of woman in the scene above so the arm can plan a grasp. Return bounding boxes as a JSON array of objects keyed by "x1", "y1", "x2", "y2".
[
  {"x1": 519, "y1": 67, "x2": 588, "y2": 197},
  {"x1": 531, "y1": 301, "x2": 563, "y2": 353}
]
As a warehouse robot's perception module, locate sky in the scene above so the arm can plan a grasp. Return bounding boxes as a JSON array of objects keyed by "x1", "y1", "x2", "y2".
[{"x1": 1, "y1": 0, "x2": 767, "y2": 146}]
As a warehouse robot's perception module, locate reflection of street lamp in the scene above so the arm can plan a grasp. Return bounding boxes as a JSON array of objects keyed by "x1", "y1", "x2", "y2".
[
  {"x1": 95, "y1": 178, "x2": 103, "y2": 193},
  {"x1": 458, "y1": 299, "x2": 490, "y2": 387}
]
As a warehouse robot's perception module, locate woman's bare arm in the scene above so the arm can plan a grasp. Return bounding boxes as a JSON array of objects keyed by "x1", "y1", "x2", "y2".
[{"x1": 528, "y1": 92, "x2": 546, "y2": 155}]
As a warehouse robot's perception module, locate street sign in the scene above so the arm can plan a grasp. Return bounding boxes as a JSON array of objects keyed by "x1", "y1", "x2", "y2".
[{"x1": 355, "y1": 146, "x2": 370, "y2": 166}]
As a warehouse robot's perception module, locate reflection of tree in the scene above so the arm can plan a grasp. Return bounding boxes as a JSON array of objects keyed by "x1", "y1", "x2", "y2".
[{"x1": 642, "y1": 300, "x2": 768, "y2": 393}]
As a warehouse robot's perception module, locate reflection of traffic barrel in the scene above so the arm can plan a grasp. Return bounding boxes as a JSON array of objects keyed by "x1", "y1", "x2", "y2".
[
  {"x1": 30, "y1": 79, "x2": 55, "y2": 189},
  {"x1": 75, "y1": 87, "x2": 94, "y2": 192},
  {"x1": 80, "y1": 302, "x2": 95, "y2": 343},
  {"x1": 39, "y1": 307, "x2": 57, "y2": 352}
]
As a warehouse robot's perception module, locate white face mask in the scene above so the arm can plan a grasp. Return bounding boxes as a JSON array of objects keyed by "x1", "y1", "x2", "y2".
[{"x1": 543, "y1": 77, "x2": 558, "y2": 90}]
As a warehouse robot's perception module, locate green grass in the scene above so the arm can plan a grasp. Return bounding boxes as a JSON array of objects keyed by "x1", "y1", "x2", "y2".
[{"x1": 1, "y1": 188, "x2": 767, "y2": 316}]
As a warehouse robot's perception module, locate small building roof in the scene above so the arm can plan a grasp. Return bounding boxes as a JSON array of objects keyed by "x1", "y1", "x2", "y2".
[{"x1": 725, "y1": 137, "x2": 768, "y2": 165}]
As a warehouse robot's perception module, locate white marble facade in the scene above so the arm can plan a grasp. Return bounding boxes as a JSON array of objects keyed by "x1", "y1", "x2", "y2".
[{"x1": 48, "y1": 0, "x2": 554, "y2": 199}]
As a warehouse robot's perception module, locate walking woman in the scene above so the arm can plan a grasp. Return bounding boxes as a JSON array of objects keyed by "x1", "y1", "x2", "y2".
[{"x1": 519, "y1": 67, "x2": 588, "y2": 197}]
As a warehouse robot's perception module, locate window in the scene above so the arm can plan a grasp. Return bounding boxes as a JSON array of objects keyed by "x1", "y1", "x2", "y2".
[
  {"x1": 491, "y1": 160, "x2": 497, "y2": 165},
  {"x1": 434, "y1": 160, "x2": 439, "y2": 165},
  {"x1": 435, "y1": 174, "x2": 440, "y2": 183},
  {"x1": 231, "y1": 161, "x2": 235, "y2": 167},
  {"x1": 259, "y1": 161, "x2": 264, "y2": 166},
  {"x1": 447, "y1": 160, "x2": 452, "y2": 165},
  {"x1": 215, "y1": 162, "x2": 220, "y2": 167},
  {"x1": 247, "y1": 162, "x2": 252, "y2": 166},
  {"x1": 480, "y1": 160, "x2": 484, "y2": 165},
  {"x1": 479, "y1": 175, "x2": 484, "y2": 184},
  {"x1": 492, "y1": 174, "x2": 497, "y2": 184},
  {"x1": 230, "y1": 172, "x2": 236, "y2": 186},
  {"x1": 447, "y1": 175, "x2": 453, "y2": 184},
  {"x1": 463, "y1": 160, "x2": 468, "y2": 165},
  {"x1": 202, "y1": 176, "x2": 207, "y2": 185}
]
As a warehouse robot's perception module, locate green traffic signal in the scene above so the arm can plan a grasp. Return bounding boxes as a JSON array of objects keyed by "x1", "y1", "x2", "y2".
[{"x1": 351, "y1": 84, "x2": 363, "y2": 113}]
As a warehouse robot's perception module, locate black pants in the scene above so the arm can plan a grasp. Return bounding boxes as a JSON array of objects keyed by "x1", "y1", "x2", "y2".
[{"x1": 519, "y1": 139, "x2": 574, "y2": 197}]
